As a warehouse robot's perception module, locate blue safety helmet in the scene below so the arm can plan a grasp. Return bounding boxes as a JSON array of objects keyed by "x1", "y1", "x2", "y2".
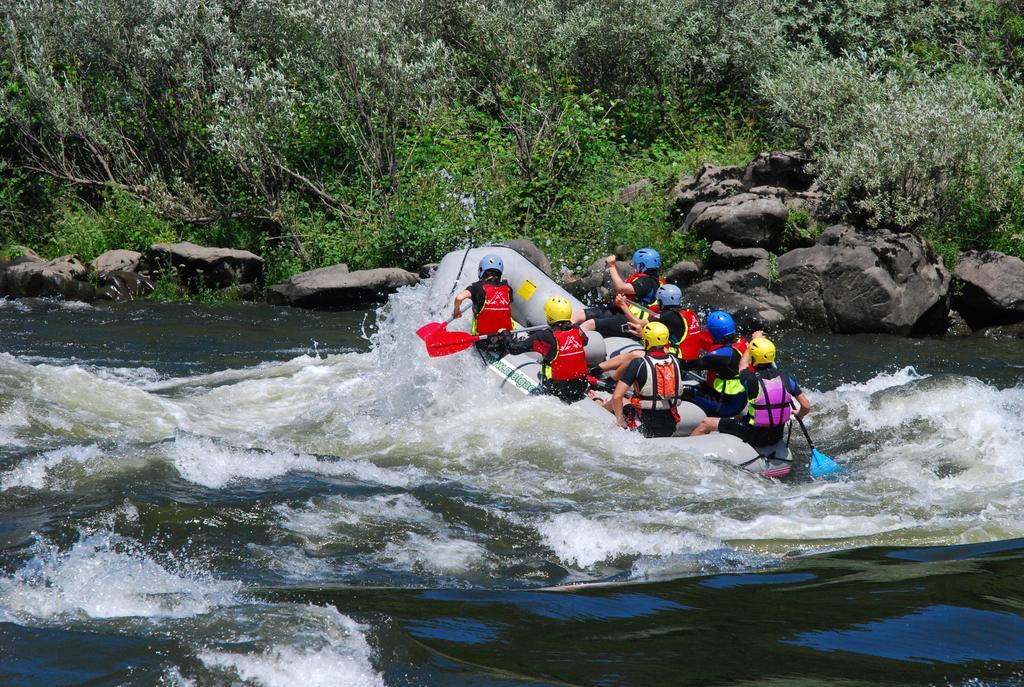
[
  {"x1": 706, "y1": 310, "x2": 736, "y2": 342},
  {"x1": 478, "y1": 254, "x2": 504, "y2": 278},
  {"x1": 656, "y1": 284, "x2": 682, "y2": 307},
  {"x1": 632, "y1": 248, "x2": 661, "y2": 273}
]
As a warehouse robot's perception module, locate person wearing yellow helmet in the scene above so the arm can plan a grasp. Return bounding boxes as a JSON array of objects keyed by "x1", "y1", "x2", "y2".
[
  {"x1": 607, "y1": 321, "x2": 685, "y2": 437},
  {"x1": 692, "y1": 333, "x2": 812, "y2": 456},
  {"x1": 502, "y1": 296, "x2": 590, "y2": 403}
]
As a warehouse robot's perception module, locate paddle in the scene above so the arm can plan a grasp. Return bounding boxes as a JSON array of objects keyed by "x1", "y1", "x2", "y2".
[
  {"x1": 792, "y1": 414, "x2": 844, "y2": 479},
  {"x1": 416, "y1": 303, "x2": 471, "y2": 341},
  {"x1": 623, "y1": 298, "x2": 655, "y2": 316},
  {"x1": 424, "y1": 324, "x2": 549, "y2": 358}
]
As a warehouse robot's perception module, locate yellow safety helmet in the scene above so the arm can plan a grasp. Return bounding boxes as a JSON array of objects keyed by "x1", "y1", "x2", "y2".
[
  {"x1": 749, "y1": 337, "x2": 776, "y2": 367},
  {"x1": 642, "y1": 321, "x2": 670, "y2": 349},
  {"x1": 544, "y1": 296, "x2": 573, "y2": 324}
]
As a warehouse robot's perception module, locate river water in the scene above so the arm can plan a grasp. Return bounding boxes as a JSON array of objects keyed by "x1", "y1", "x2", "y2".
[{"x1": 1, "y1": 281, "x2": 1023, "y2": 686}]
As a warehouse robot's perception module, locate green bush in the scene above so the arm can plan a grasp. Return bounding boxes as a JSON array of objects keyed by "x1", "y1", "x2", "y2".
[{"x1": 44, "y1": 192, "x2": 178, "y2": 260}]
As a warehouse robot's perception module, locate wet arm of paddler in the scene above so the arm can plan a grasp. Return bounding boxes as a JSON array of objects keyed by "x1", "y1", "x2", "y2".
[
  {"x1": 610, "y1": 380, "x2": 630, "y2": 428},
  {"x1": 452, "y1": 289, "x2": 472, "y2": 319},
  {"x1": 606, "y1": 255, "x2": 636, "y2": 297},
  {"x1": 504, "y1": 330, "x2": 542, "y2": 355},
  {"x1": 794, "y1": 392, "x2": 811, "y2": 419}
]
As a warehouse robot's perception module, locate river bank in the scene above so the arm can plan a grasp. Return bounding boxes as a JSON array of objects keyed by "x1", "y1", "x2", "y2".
[{"x1": 4, "y1": 152, "x2": 1024, "y2": 339}]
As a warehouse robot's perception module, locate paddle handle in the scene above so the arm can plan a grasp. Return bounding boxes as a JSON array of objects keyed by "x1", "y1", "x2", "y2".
[
  {"x1": 623, "y1": 298, "x2": 655, "y2": 316},
  {"x1": 448, "y1": 300, "x2": 472, "y2": 322},
  {"x1": 478, "y1": 323, "x2": 550, "y2": 341},
  {"x1": 793, "y1": 414, "x2": 816, "y2": 450}
]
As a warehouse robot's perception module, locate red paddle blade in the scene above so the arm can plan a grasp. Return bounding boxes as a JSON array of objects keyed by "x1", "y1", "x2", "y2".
[
  {"x1": 425, "y1": 330, "x2": 481, "y2": 357},
  {"x1": 416, "y1": 321, "x2": 447, "y2": 341}
]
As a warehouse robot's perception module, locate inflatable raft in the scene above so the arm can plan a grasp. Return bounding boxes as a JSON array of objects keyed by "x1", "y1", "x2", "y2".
[{"x1": 429, "y1": 246, "x2": 793, "y2": 478}]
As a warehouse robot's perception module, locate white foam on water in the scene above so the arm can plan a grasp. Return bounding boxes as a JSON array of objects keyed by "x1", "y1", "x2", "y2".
[
  {"x1": 536, "y1": 512, "x2": 715, "y2": 568},
  {"x1": 7, "y1": 276, "x2": 1024, "y2": 581},
  {"x1": 0, "y1": 444, "x2": 106, "y2": 491},
  {"x1": 164, "y1": 434, "x2": 419, "y2": 490},
  {"x1": 0, "y1": 531, "x2": 239, "y2": 620},
  {"x1": 198, "y1": 605, "x2": 385, "y2": 687},
  {"x1": 381, "y1": 532, "x2": 489, "y2": 574},
  {"x1": 275, "y1": 493, "x2": 491, "y2": 576}
]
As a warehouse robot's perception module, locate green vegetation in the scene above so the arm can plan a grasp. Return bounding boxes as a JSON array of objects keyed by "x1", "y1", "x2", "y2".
[{"x1": 2, "y1": 0, "x2": 1023, "y2": 291}]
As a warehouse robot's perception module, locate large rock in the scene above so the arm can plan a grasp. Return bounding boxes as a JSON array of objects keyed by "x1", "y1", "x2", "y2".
[
  {"x1": 96, "y1": 270, "x2": 155, "y2": 301},
  {"x1": 90, "y1": 249, "x2": 142, "y2": 277},
  {"x1": 666, "y1": 163, "x2": 745, "y2": 221},
  {"x1": 501, "y1": 239, "x2": 553, "y2": 277},
  {"x1": 706, "y1": 241, "x2": 769, "y2": 271},
  {"x1": 618, "y1": 179, "x2": 652, "y2": 205},
  {"x1": 267, "y1": 265, "x2": 418, "y2": 309},
  {"x1": 952, "y1": 250, "x2": 1024, "y2": 329},
  {"x1": 742, "y1": 151, "x2": 814, "y2": 190},
  {"x1": 777, "y1": 225, "x2": 950, "y2": 335},
  {"x1": 0, "y1": 255, "x2": 96, "y2": 301},
  {"x1": 683, "y1": 193, "x2": 790, "y2": 250},
  {"x1": 684, "y1": 260, "x2": 795, "y2": 330},
  {"x1": 662, "y1": 260, "x2": 702, "y2": 286},
  {"x1": 567, "y1": 257, "x2": 634, "y2": 304},
  {"x1": 146, "y1": 241, "x2": 264, "y2": 290}
]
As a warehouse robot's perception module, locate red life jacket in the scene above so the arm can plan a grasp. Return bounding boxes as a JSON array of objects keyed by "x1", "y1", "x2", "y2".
[
  {"x1": 625, "y1": 272, "x2": 666, "y2": 315},
  {"x1": 473, "y1": 282, "x2": 513, "y2": 335},
  {"x1": 676, "y1": 310, "x2": 711, "y2": 361},
  {"x1": 543, "y1": 327, "x2": 587, "y2": 381}
]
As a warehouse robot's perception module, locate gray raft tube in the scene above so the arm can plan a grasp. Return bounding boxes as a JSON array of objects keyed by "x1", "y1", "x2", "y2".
[{"x1": 429, "y1": 245, "x2": 792, "y2": 476}]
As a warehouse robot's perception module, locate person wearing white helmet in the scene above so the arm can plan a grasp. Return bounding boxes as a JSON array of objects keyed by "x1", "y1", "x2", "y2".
[{"x1": 571, "y1": 248, "x2": 665, "y2": 337}]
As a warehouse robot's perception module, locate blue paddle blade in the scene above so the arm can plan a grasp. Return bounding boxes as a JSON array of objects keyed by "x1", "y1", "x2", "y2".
[{"x1": 809, "y1": 448, "x2": 845, "y2": 480}]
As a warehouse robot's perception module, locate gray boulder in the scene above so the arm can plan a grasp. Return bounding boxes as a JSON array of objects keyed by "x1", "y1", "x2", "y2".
[
  {"x1": 683, "y1": 193, "x2": 790, "y2": 250},
  {"x1": 267, "y1": 265, "x2": 418, "y2": 309},
  {"x1": 0, "y1": 255, "x2": 96, "y2": 301},
  {"x1": 146, "y1": 241, "x2": 264, "y2": 290},
  {"x1": 501, "y1": 239, "x2": 553, "y2": 277},
  {"x1": 777, "y1": 225, "x2": 950, "y2": 335},
  {"x1": 707, "y1": 241, "x2": 769, "y2": 271},
  {"x1": 666, "y1": 163, "x2": 745, "y2": 221},
  {"x1": 568, "y1": 257, "x2": 634, "y2": 304},
  {"x1": 952, "y1": 250, "x2": 1024, "y2": 329},
  {"x1": 96, "y1": 270, "x2": 155, "y2": 301},
  {"x1": 684, "y1": 260, "x2": 794, "y2": 330},
  {"x1": 90, "y1": 249, "x2": 142, "y2": 277},
  {"x1": 618, "y1": 179, "x2": 652, "y2": 205},
  {"x1": 663, "y1": 260, "x2": 702, "y2": 286},
  {"x1": 742, "y1": 151, "x2": 814, "y2": 190}
]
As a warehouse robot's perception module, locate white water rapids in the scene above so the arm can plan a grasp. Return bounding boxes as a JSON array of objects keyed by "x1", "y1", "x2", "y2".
[{"x1": 0, "y1": 284, "x2": 1023, "y2": 684}]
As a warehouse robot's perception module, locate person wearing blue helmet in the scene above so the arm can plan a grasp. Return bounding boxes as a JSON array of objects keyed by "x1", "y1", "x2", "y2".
[
  {"x1": 589, "y1": 283, "x2": 705, "y2": 386},
  {"x1": 571, "y1": 248, "x2": 665, "y2": 337},
  {"x1": 677, "y1": 310, "x2": 750, "y2": 417},
  {"x1": 452, "y1": 255, "x2": 514, "y2": 343}
]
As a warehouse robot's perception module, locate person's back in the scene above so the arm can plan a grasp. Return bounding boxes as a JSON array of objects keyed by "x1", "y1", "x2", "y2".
[
  {"x1": 452, "y1": 255, "x2": 514, "y2": 348},
  {"x1": 610, "y1": 322, "x2": 684, "y2": 438},
  {"x1": 505, "y1": 296, "x2": 589, "y2": 403},
  {"x1": 680, "y1": 311, "x2": 748, "y2": 417},
  {"x1": 692, "y1": 336, "x2": 812, "y2": 451}
]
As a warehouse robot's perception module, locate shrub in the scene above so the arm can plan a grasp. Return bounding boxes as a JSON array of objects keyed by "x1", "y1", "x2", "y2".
[{"x1": 759, "y1": 55, "x2": 1024, "y2": 233}]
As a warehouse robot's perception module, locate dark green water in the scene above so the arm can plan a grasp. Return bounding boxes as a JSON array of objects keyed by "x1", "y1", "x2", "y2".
[{"x1": 1, "y1": 290, "x2": 1023, "y2": 686}]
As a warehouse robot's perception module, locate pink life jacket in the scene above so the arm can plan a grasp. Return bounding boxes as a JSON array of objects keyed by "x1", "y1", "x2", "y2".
[{"x1": 749, "y1": 374, "x2": 792, "y2": 428}]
